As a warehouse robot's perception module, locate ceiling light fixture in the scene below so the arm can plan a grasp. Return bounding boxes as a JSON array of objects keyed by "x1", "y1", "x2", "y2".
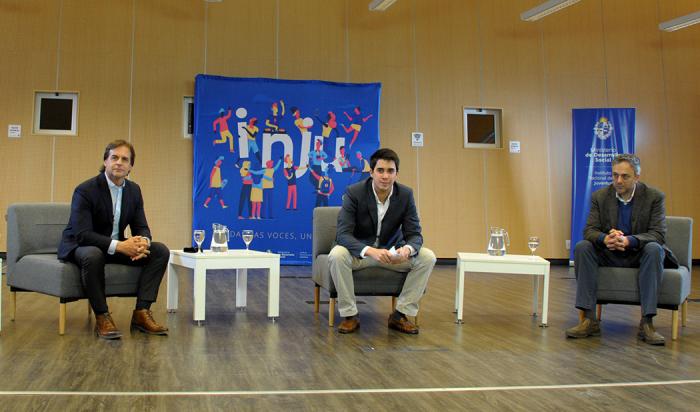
[
  {"x1": 520, "y1": 0, "x2": 581, "y2": 22},
  {"x1": 659, "y1": 10, "x2": 700, "y2": 32},
  {"x1": 369, "y1": 0, "x2": 398, "y2": 12}
]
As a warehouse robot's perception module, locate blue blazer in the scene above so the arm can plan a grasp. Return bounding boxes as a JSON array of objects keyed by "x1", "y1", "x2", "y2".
[
  {"x1": 58, "y1": 173, "x2": 151, "y2": 260},
  {"x1": 336, "y1": 178, "x2": 423, "y2": 257}
]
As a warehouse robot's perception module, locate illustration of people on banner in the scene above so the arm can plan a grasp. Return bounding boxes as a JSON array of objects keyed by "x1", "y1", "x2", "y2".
[{"x1": 193, "y1": 75, "x2": 381, "y2": 264}]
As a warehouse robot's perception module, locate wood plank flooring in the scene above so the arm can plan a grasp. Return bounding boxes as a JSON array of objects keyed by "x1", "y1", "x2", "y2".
[{"x1": 1, "y1": 263, "x2": 699, "y2": 410}]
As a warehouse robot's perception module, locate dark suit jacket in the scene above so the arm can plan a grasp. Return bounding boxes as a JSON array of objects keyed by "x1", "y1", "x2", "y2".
[
  {"x1": 58, "y1": 173, "x2": 152, "y2": 260},
  {"x1": 583, "y1": 182, "x2": 678, "y2": 267},
  {"x1": 336, "y1": 178, "x2": 423, "y2": 257}
]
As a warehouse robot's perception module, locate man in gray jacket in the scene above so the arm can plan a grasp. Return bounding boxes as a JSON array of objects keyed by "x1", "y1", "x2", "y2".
[
  {"x1": 566, "y1": 154, "x2": 678, "y2": 345},
  {"x1": 328, "y1": 148, "x2": 436, "y2": 335}
]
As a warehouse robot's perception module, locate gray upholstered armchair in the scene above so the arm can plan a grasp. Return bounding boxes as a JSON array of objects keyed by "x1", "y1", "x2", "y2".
[
  {"x1": 312, "y1": 206, "x2": 413, "y2": 326},
  {"x1": 594, "y1": 216, "x2": 693, "y2": 340},
  {"x1": 6, "y1": 203, "x2": 142, "y2": 335}
]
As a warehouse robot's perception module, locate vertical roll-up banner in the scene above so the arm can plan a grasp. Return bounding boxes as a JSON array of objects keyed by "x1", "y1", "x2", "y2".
[{"x1": 570, "y1": 108, "x2": 635, "y2": 263}]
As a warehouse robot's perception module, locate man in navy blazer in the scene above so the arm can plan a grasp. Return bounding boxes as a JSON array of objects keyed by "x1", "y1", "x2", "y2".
[
  {"x1": 329, "y1": 148, "x2": 436, "y2": 334},
  {"x1": 58, "y1": 140, "x2": 169, "y2": 340},
  {"x1": 566, "y1": 154, "x2": 678, "y2": 345}
]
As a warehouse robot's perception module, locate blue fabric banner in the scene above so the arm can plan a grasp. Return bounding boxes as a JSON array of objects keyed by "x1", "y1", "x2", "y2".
[
  {"x1": 193, "y1": 75, "x2": 381, "y2": 264},
  {"x1": 570, "y1": 108, "x2": 635, "y2": 261}
]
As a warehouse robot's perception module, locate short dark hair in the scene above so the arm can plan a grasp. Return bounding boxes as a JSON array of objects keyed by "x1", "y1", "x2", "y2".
[
  {"x1": 612, "y1": 153, "x2": 641, "y2": 175},
  {"x1": 369, "y1": 148, "x2": 400, "y2": 172},
  {"x1": 100, "y1": 139, "x2": 135, "y2": 173}
]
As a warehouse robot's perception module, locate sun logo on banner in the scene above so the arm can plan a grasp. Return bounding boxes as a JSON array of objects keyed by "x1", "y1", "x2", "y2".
[{"x1": 593, "y1": 116, "x2": 614, "y2": 140}]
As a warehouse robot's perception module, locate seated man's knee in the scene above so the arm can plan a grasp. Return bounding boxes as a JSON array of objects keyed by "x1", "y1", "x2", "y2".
[
  {"x1": 643, "y1": 242, "x2": 663, "y2": 256},
  {"x1": 417, "y1": 247, "x2": 437, "y2": 266},
  {"x1": 328, "y1": 245, "x2": 351, "y2": 263},
  {"x1": 77, "y1": 246, "x2": 105, "y2": 265},
  {"x1": 149, "y1": 241, "x2": 169, "y2": 259},
  {"x1": 574, "y1": 240, "x2": 594, "y2": 255}
]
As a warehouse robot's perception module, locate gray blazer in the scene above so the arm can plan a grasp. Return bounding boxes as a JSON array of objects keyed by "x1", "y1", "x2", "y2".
[
  {"x1": 336, "y1": 178, "x2": 423, "y2": 257},
  {"x1": 583, "y1": 182, "x2": 678, "y2": 267}
]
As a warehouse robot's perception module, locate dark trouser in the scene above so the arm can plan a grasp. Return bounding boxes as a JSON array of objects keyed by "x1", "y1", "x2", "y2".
[
  {"x1": 574, "y1": 240, "x2": 664, "y2": 317},
  {"x1": 263, "y1": 188, "x2": 274, "y2": 218},
  {"x1": 208, "y1": 187, "x2": 222, "y2": 199},
  {"x1": 316, "y1": 194, "x2": 328, "y2": 207},
  {"x1": 238, "y1": 184, "x2": 251, "y2": 216},
  {"x1": 69, "y1": 242, "x2": 169, "y2": 314}
]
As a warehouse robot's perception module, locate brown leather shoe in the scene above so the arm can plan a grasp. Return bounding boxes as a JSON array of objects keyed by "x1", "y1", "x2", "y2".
[
  {"x1": 338, "y1": 316, "x2": 360, "y2": 334},
  {"x1": 388, "y1": 314, "x2": 419, "y2": 334},
  {"x1": 95, "y1": 313, "x2": 122, "y2": 340},
  {"x1": 131, "y1": 309, "x2": 168, "y2": 335}
]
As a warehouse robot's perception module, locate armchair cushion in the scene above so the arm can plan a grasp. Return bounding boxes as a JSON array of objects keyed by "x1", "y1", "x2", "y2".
[
  {"x1": 312, "y1": 206, "x2": 408, "y2": 297},
  {"x1": 6, "y1": 203, "x2": 142, "y2": 300},
  {"x1": 596, "y1": 216, "x2": 692, "y2": 309},
  {"x1": 11, "y1": 254, "x2": 142, "y2": 299}
]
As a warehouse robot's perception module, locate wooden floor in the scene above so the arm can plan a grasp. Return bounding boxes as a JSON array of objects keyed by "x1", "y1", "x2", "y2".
[{"x1": 1, "y1": 263, "x2": 699, "y2": 410}]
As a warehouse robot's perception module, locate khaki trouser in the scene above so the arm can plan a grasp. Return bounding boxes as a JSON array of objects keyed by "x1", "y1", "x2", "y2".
[{"x1": 328, "y1": 245, "x2": 436, "y2": 317}]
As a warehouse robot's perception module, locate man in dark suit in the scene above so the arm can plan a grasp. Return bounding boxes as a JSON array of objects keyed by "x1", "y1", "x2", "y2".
[
  {"x1": 58, "y1": 140, "x2": 169, "y2": 340},
  {"x1": 566, "y1": 154, "x2": 678, "y2": 345},
  {"x1": 328, "y1": 148, "x2": 436, "y2": 334}
]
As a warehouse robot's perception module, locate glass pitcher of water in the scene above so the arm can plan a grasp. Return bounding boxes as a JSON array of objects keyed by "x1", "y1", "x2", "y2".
[
  {"x1": 211, "y1": 223, "x2": 229, "y2": 253},
  {"x1": 487, "y1": 227, "x2": 510, "y2": 256}
]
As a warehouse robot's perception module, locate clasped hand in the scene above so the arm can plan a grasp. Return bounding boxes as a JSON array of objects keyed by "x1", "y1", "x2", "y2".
[
  {"x1": 604, "y1": 229, "x2": 629, "y2": 251},
  {"x1": 366, "y1": 246, "x2": 410, "y2": 264},
  {"x1": 117, "y1": 236, "x2": 151, "y2": 261}
]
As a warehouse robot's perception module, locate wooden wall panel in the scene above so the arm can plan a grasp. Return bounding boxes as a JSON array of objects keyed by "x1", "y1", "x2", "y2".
[
  {"x1": 660, "y1": 2, "x2": 700, "y2": 250},
  {"x1": 278, "y1": 0, "x2": 347, "y2": 82},
  {"x1": 414, "y1": 0, "x2": 484, "y2": 255},
  {"x1": 52, "y1": 0, "x2": 133, "y2": 203},
  {"x1": 540, "y1": 0, "x2": 608, "y2": 258},
  {"x1": 602, "y1": 0, "x2": 668, "y2": 196},
  {"x1": 479, "y1": 0, "x2": 551, "y2": 256},
  {"x1": 348, "y1": 0, "x2": 416, "y2": 191},
  {"x1": 0, "y1": 0, "x2": 59, "y2": 250},
  {"x1": 1, "y1": 0, "x2": 699, "y2": 256},
  {"x1": 205, "y1": 0, "x2": 276, "y2": 78},
  {"x1": 130, "y1": 0, "x2": 204, "y2": 248}
]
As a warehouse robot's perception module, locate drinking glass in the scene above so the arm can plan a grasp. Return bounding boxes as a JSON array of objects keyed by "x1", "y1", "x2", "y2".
[
  {"x1": 242, "y1": 229, "x2": 254, "y2": 251},
  {"x1": 193, "y1": 230, "x2": 205, "y2": 253},
  {"x1": 528, "y1": 236, "x2": 540, "y2": 256}
]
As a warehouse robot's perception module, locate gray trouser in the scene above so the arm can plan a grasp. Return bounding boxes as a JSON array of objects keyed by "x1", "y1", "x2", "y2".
[
  {"x1": 574, "y1": 240, "x2": 664, "y2": 317},
  {"x1": 328, "y1": 245, "x2": 436, "y2": 317}
]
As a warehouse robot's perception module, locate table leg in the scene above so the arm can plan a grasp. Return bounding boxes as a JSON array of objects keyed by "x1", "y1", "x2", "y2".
[
  {"x1": 193, "y1": 264, "x2": 207, "y2": 324},
  {"x1": 540, "y1": 264, "x2": 550, "y2": 327},
  {"x1": 268, "y1": 262, "x2": 280, "y2": 321},
  {"x1": 166, "y1": 258, "x2": 179, "y2": 312},
  {"x1": 455, "y1": 261, "x2": 464, "y2": 324},
  {"x1": 236, "y1": 268, "x2": 248, "y2": 310},
  {"x1": 532, "y1": 275, "x2": 539, "y2": 316},
  {"x1": 454, "y1": 262, "x2": 460, "y2": 313}
]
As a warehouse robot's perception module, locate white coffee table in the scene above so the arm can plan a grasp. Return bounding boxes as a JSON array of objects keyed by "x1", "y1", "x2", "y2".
[
  {"x1": 455, "y1": 252, "x2": 550, "y2": 327},
  {"x1": 167, "y1": 250, "x2": 280, "y2": 325}
]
